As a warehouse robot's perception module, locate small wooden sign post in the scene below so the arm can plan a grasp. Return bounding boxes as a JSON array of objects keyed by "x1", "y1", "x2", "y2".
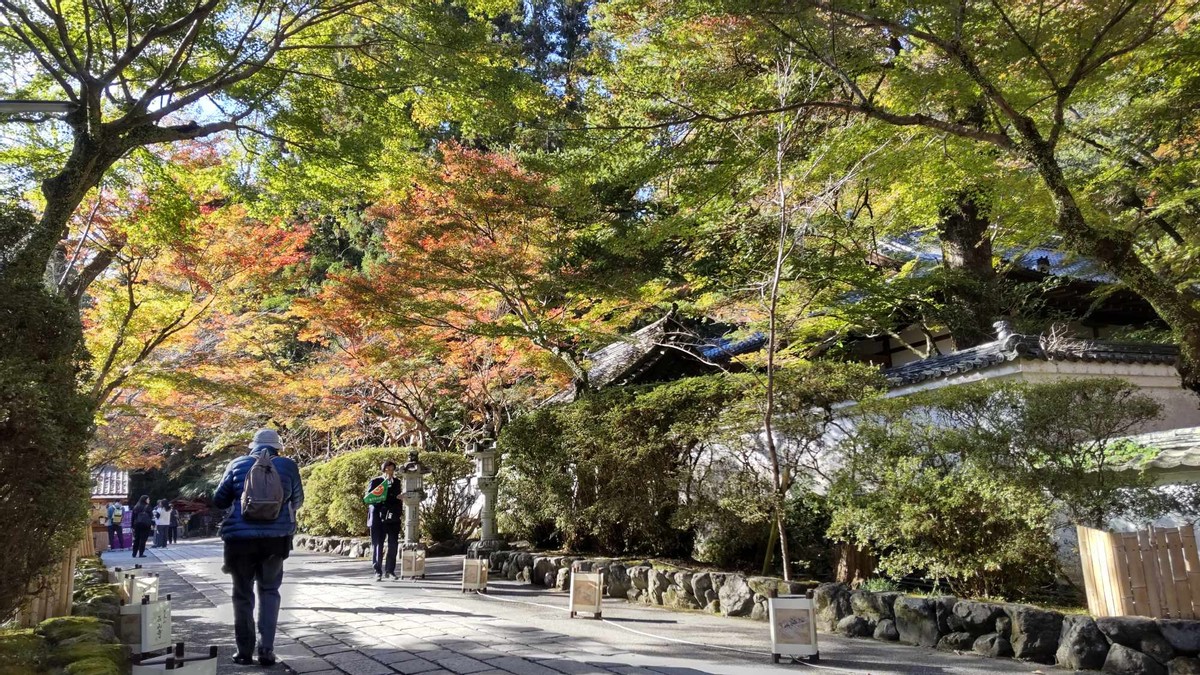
[
  {"x1": 400, "y1": 548, "x2": 426, "y2": 579},
  {"x1": 140, "y1": 596, "x2": 172, "y2": 654},
  {"x1": 462, "y1": 557, "x2": 488, "y2": 593},
  {"x1": 118, "y1": 570, "x2": 159, "y2": 602},
  {"x1": 767, "y1": 596, "x2": 820, "y2": 664},
  {"x1": 133, "y1": 644, "x2": 218, "y2": 674},
  {"x1": 569, "y1": 569, "x2": 604, "y2": 619}
]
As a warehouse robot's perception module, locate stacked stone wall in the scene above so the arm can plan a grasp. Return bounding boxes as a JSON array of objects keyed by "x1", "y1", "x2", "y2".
[{"x1": 296, "y1": 536, "x2": 1200, "y2": 672}]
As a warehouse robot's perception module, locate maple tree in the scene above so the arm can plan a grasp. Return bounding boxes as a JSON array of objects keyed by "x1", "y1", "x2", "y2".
[
  {"x1": 307, "y1": 143, "x2": 650, "y2": 397},
  {"x1": 592, "y1": 0, "x2": 1200, "y2": 389},
  {"x1": 79, "y1": 143, "x2": 311, "y2": 469}
]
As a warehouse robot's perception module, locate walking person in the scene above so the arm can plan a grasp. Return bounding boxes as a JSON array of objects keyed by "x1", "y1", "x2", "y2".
[
  {"x1": 131, "y1": 496, "x2": 153, "y2": 558},
  {"x1": 364, "y1": 459, "x2": 403, "y2": 582},
  {"x1": 213, "y1": 428, "x2": 304, "y2": 667},
  {"x1": 153, "y1": 500, "x2": 172, "y2": 548},
  {"x1": 169, "y1": 507, "x2": 180, "y2": 544},
  {"x1": 106, "y1": 501, "x2": 125, "y2": 550}
]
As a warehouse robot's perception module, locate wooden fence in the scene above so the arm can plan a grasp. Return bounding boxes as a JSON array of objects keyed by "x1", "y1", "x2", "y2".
[
  {"x1": 11, "y1": 527, "x2": 96, "y2": 628},
  {"x1": 1078, "y1": 524, "x2": 1200, "y2": 619}
]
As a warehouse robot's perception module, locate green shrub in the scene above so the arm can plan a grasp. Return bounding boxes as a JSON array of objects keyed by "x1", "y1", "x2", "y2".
[
  {"x1": 829, "y1": 377, "x2": 1172, "y2": 599},
  {"x1": 0, "y1": 204, "x2": 93, "y2": 621},
  {"x1": 0, "y1": 630, "x2": 44, "y2": 674},
  {"x1": 299, "y1": 447, "x2": 474, "y2": 540},
  {"x1": 420, "y1": 451, "x2": 475, "y2": 542},
  {"x1": 860, "y1": 577, "x2": 900, "y2": 593},
  {"x1": 301, "y1": 448, "x2": 407, "y2": 536},
  {"x1": 498, "y1": 365, "x2": 879, "y2": 563},
  {"x1": 64, "y1": 657, "x2": 121, "y2": 675},
  {"x1": 499, "y1": 374, "x2": 759, "y2": 555}
]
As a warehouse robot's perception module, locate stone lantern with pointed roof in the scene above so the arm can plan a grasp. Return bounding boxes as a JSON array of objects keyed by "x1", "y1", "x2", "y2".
[
  {"x1": 398, "y1": 450, "x2": 429, "y2": 549},
  {"x1": 467, "y1": 441, "x2": 505, "y2": 557}
]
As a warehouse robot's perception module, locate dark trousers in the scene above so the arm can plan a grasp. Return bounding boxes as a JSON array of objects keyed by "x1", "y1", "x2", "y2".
[
  {"x1": 154, "y1": 524, "x2": 169, "y2": 548},
  {"x1": 370, "y1": 522, "x2": 400, "y2": 575},
  {"x1": 226, "y1": 538, "x2": 288, "y2": 657},
  {"x1": 108, "y1": 524, "x2": 124, "y2": 549},
  {"x1": 169, "y1": 525, "x2": 178, "y2": 544},
  {"x1": 132, "y1": 524, "x2": 151, "y2": 556}
]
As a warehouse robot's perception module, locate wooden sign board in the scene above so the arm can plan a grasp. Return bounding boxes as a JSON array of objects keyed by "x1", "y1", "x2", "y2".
[
  {"x1": 133, "y1": 657, "x2": 216, "y2": 675},
  {"x1": 134, "y1": 646, "x2": 218, "y2": 675},
  {"x1": 117, "y1": 602, "x2": 143, "y2": 645},
  {"x1": 768, "y1": 596, "x2": 819, "y2": 662},
  {"x1": 140, "y1": 598, "x2": 172, "y2": 653},
  {"x1": 462, "y1": 558, "x2": 488, "y2": 592},
  {"x1": 569, "y1": 571, "x2": 604, "y2": 619},
  {"x1": 401, "y1": 549, "x2": 426, "y2": 579}
]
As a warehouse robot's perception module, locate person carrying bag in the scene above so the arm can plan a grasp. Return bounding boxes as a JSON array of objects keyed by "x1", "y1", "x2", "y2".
[
  {"x1": 131, "y1": 495, "x2": 153, "y2": 557},
  {"x1": 364, "y1": 459, "x2": 403, "y2": 581}
]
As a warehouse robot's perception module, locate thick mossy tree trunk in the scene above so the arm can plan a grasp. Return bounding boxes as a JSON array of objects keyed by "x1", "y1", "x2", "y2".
[
  {"x1": 1017, "y1": 130, "x2": 1200, "y2": 392},
  {"x1": 937, "y1": 194, "x2": 1001, "y2": 350},
  {"x1": 0, "y1": 204, "x2": 93, "y2": 621}
]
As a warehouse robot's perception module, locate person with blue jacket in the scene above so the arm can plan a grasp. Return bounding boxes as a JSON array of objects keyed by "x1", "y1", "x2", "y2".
[{"x1": 213, "y1": 428, "x2": 304, "y2": 667}]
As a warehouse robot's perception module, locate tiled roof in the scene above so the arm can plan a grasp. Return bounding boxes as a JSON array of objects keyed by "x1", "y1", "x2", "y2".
[
  {"x1": 90, "y1": 465, "x2": 129, "y2": 499},
  {"x1": 544, "y1": 313, "x2": 676, "y2": 405},
  {"x1": 1115, "y1": 427, "x2": 1200, "y2": 472},
  {"x1": 542, "y1": 313, "x2": 771, "y2": 406},
  {"x1": 883, "y1": 335, "x2": 1178, "y2": 387},
  {"x1": 878, "y1": 233, "x2": 1114, "y2": 283}
]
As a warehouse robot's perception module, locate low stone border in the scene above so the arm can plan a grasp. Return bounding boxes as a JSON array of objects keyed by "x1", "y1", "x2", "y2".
[
  {"x1": 294, "y1": 534, "x2": 371, "y2": 558},
  {"x1": 72, "y1": 556, "x2": 120, "y2": 623},
  {"x1": 293, "y1": 534, "x2": 469, "y2": 558},
  {"x1": 813, "y1": 583, "x2": 1200, "y2": 673},
  {"x1": 487, "y1": 551, "x2": 816, "y2": 620},
  {"x1": 297, "y1": 539, "x2": 1200, "y2": 673}
]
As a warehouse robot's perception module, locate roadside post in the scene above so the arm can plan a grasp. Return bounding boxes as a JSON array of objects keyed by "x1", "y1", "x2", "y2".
[
  {"x1": 767, "y1": 590, "x2": 820, "y2": 664},
  {"x1": 569, "y1": 562, "x2": 604, "y2": 619}
]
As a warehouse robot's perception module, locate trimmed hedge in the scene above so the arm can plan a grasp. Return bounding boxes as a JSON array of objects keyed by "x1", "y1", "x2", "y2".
[
  {"x1": 0, "y1": 205, "x2": 92, "y2": 622},
  {"x1": 300, "y1": 447, "x2": 411, "y2": 536},
  {"x1": 299, "y1": 447, "x2": 474, "y2": 539}
]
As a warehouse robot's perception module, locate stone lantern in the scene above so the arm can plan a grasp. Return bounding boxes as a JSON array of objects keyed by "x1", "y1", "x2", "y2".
[
  {"x1": 468, "y1": 441, "x2": 505, "y2": 557},
  {"x1": 398, "y1": 450, "x2": 429, "y2": 549}
]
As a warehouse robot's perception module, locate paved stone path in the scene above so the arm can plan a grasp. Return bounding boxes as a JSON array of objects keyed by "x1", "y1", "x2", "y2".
[{"x1": 104, "y1": 540, "x2": 1049, "y2": 675}]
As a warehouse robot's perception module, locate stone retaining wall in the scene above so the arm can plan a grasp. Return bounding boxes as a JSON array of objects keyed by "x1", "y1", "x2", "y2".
[
  {"x1": 294, "y1": 534, "x2": 468, "y2": 558},
  {"x1": 812, "y1": 583, "x2": 1200, "y2": 674},
  {"x1": 487, "y1": 551, "x2": 817, "y2": 620},
  {"x1": 297, "y1": 538, "x2": 1200, "y2": 673},
  {"x1": 294, "y1": 534, "x2": 372, "y2": 558}
]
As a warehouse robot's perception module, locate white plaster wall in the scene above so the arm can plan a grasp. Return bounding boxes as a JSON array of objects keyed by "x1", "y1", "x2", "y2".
[
  {"x1": 883, "y1": 359, "x2": 1200, "y2": 435},
  {"x1": 1016, "y1": 361, "x2": 1200, "y2": 434}
]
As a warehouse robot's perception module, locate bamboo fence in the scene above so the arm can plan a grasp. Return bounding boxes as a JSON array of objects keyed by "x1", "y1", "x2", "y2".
[
  {"x1": 11, "y1": 527, "x2": 96, "y2": 628},
  {"x1": 1077, "y1": 524, "x2": 1200, "y2": 619}
]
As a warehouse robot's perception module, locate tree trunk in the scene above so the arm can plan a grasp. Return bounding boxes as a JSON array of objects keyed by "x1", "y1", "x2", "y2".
[
  {"x1": 7, "y1": 131, "x2": 117, "y2": 289},
  {"x1": 1018, "y1": 127, "x2": 1200, "y2": 393},
  {"x1": 937, "y1": 194, "x2": 999, "y2": 349},
  {"x1": 774, "y1": 504, "x2": 792, "y2": 581}
]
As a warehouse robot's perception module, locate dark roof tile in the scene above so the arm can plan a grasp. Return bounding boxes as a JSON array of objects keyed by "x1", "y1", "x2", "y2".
[
  {"x1": 883, "y1": 336, "x2": 1178, "y2": 387},
  {"x1": 90, "y1": 465, "x2": 129, "y2": 499}
]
